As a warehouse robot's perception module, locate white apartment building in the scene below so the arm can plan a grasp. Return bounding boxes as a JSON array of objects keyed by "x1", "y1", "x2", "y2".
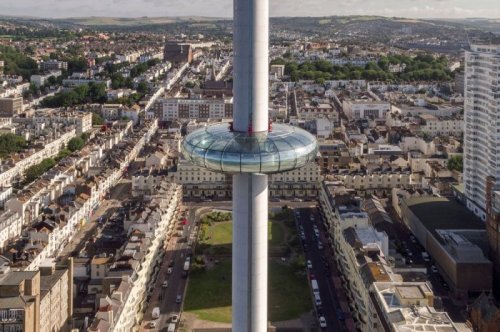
[
  {"x1": 0, "y1": 129, "x2": 76, "y2": 187},
  {"x1": 15, "y1": 110, "x2": 93, "y2": 134},
  {"x1": 0, "y1": 210, "x2": 22, "y2": 251},
  {"x1": 334, "y1": 172, "x2": 416, "y2": 195},
  {"x1": 0, "y1": 186, "x2": 12, "y2": 208},
  {"x1": 160, "y1": 97, "x2": 233, "y2": 121},
  {"x1": 175, "y1": 158, "x2": 321, "y2": 199},
  {"x1": 399, "y1": 136, "x2": 436, "y2": 155},
  {"x1": 464, "y1": 44, "x2": 500, "y2": 220},
  {"x1": 343, "y1": 100, "x2": 391, "y2": 120},
  {"x1": 298, "y1": 102, "x2": 339, "y2": 122},
  {"x1": 30, "y1": 70, "x2": 62, "y2": 87},
  {"x1": 418, "y1": 114, "x2": 464, "y2": 137}
]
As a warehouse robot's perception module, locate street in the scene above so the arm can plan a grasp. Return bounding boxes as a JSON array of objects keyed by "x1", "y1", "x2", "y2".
[
  {"x1": 296, "y1": 207, "x2": 347, "y2": 331},
  {"x1": 58, "y1": 178, "x2": 132, "y2": 260},
  {"x1": 141, "y1": 206, "x2": 199, "y2": 331}
]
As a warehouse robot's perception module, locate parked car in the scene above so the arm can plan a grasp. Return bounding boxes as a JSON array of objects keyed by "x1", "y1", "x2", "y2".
[
  {"x1": 171, "y1": 314, "x2": 179, "y2": 323},
  {"x1": 167, "y1": 267, "x2": 173, "y2": 274},
  {"x1": 431, "y1": 265, "x2": 438, "y2": 273},
  {"x1": 319, "y1": 316, "x2": 327, "y2": 328},
  {"x1": 176, "y1": 294, "x2": 182, "y2": 303},
  {"x1": 162, "y1": 281, "x2": 168, "y2": 288},
  {"x1": 307, "y1": 260, "x2": 313, "y2": 269}
]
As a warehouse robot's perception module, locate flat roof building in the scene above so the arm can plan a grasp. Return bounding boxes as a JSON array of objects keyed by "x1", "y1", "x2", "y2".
[
  {"x1": 372, "y1": 282, "x2": 462, "y2": 332},
  {"x1": 400, "y1": 197, "x2": 492, "y2": 299}
]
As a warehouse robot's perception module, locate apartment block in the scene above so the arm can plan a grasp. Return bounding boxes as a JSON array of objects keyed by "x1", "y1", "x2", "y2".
[
  {"x1": 464, "y1": 44, "x2": 500, "y2": 220},
  {"x1": 343, "y1": 99, "x2": 390, "y2": 120},
  {"x1": 0, "y1": 97, "x2": 23, "y2": 117},
  {"x1": 160, "y1": 97, "x2": 233, "y2": 121},
  {"x1": 0, "y1": 258, "x2": 73, "y2": 332}
]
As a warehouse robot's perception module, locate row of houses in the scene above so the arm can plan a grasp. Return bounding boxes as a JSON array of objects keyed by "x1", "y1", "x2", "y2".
[{"x1": 0, "y1": 119, "x2": 158, "y2": 272}]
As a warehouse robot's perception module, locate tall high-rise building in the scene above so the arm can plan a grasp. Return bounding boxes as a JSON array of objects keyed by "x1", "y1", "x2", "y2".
[
  {"x1": 465, "y1": 45, "x2": 500, "y2": 295},
  {"x1": 464, "y1": 44, "x2": 500, "y2": 221},
  {"x1": 181, "y1": 0, "x2": 317, "y2": 330}
]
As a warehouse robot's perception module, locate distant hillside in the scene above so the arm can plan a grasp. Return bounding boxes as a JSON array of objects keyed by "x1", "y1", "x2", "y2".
[
  {"x1": 441, "y1": 18, "x2": 500, "y2": 34},
  {"x1": 53, "y1": 16, "x2": 227, "y2": 27}
]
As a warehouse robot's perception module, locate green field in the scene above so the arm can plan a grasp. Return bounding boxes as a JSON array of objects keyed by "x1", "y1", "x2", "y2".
[
  {"x1": 185, "y1": 210, "x2": 311, "y2": 323},
  {"x1": 184, "y1": 260, "x2": 312, "y2": 323},
  {"x1": 204, "y1": 221, "x2": 285, "y2": 247}
]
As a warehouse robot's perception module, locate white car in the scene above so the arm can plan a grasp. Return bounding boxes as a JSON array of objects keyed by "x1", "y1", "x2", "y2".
[
  {"x1": 167, "y1": 267, "x2": 173, "y2": 274},
  {"x1": 162, "y1": 281, "x2": 168, "y2": 288},
  {"x1": 307, "y1": 260, "x2": 313, "y2": 269},
  {"x1": 171, "y1": 314, "x2": 179, "y2": 323},
  {"x1": 319, "y1": 316, "x2": 327, "y2": 328},
  {"x1": 149, "y1": 321, "x2": 157, "y2": 329},
  {"x1": 431, "y1": 265, "x2": 438, "y2": 273}
]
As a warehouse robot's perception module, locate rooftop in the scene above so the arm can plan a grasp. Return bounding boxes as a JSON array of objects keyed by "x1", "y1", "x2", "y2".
[{"x1": 404, "y1": 197, "x2": 484, "y2": 239}]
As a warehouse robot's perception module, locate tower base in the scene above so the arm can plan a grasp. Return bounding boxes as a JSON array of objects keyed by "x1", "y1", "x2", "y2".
[{"x1": 232, "y1": 173, "x2": 268, "y2": 332}]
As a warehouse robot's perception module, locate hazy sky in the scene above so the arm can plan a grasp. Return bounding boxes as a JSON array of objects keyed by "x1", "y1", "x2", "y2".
[{"x1": 1, "y1": 0, "x2": 499, "y2": 19}]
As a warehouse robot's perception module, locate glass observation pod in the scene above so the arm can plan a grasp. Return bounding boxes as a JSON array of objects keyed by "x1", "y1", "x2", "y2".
[{"x1": 181, "y1": 123, "x2": 318, "y2": 174}]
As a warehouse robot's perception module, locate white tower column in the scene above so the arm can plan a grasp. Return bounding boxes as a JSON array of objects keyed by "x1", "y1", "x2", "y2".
[
  {"x1": 232, "y1": 173, "x2": 268, "y2": 332},
  {"x1": 233, "y1": 0, "x2": 269, "y2": 132}
]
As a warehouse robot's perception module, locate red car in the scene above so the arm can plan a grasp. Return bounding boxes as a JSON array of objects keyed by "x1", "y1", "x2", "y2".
[{"x1": 181, "y1": 219, "x2": 188, "y2": 225}]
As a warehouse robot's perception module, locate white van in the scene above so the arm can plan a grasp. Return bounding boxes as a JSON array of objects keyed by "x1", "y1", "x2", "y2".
[
  {"x1": 311, "y1": 279, "x2": 320, "y2": 294},
  {"x1": 314, "y1": 292, "x2": 322, "y2": 306},
  {"x1": 167, "y1": 323, "x2": 176, "y2": 332}
]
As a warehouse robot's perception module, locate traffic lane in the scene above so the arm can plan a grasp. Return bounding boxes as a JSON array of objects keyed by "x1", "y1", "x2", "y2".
[
  {"x1": 144, "y1": 209, "x2": 195, "y2": 330},
  {"x1": 300, "y1": 208, "x2": 340, "y2": 331},
  {"x1": 298, "y1": 208, "x2": 343, "y2": 331},
  {"x1": 306, "y1": 207, "x2": 347, "y2": 331},
  {"x1": 158, "y1": 208, "x2": 197, "y2": 326}
]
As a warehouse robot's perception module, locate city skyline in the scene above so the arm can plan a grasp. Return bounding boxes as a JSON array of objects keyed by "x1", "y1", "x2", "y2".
[
  {"x1": 1, "y1": 0, "x2": 500, "y2": 19},
  {"x1": 0, "y1": 0, "x2": 499, "y2": 330}
]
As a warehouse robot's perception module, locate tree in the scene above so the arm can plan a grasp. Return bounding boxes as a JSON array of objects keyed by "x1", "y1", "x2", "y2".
[
  {"x1": 0, "y1": 45, "x2": 39, "y2": 79},
  {"x1": 137, "y1": 81, "x2": 149, "y2": 94},
  {"x1": 185, "y1": 81, "x2": 195, "y2": 88},
  {"x1": 447, "y1": 155, "x2": 463, "y2": 172},
  {"x1": 67, "y1": 137, "x2": 85, "y2": 152},
  {"x1": 111, "y1": 73, "x2": 126, "y2": 89},
  {"x1": 0, "y1": 133, "x2": 27, "y2": 158},
  {"x1": 55, "y1": 149, "x2": 72, "y2": 161},
  {"x1": 92, "y1": 112, "x2": 104, "y2": 126},
  {"x1": 88, "y1": 82, "x2": 107, "y2": 103},
  {"x1": 47, "y1": 75, "x2": 57, "y2": 86},
  {"x1": 66, "y1": 57, "x2": 87, "y2": 74},
  {"x1": 24, "y1": 158, "x2": 56, "y2": 183}
]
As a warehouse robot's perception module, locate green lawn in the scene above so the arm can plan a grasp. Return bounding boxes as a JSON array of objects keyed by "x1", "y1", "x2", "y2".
[
  {"x1": 184, "y1": 260, "x2": 312, "y2": 323},
  {"x1": 205, "y1": 222, "x2": 233, "y2": 246},
  {"x1": 203, "y1": 221, "x2": 286, "y2": 247},
  {"x1": 183, "y1": 260, "x2": 232, "y2": 322}
]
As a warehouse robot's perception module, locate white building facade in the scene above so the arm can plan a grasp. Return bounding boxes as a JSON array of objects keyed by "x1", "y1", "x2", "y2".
[{"x1": 464, "y1": 44, "x2": 500, "y2": 220}]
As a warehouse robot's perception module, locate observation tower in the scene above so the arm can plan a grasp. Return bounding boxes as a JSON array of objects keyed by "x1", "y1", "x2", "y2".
[{"x1": 181, "y1": 0, "x2": 318, "y2": 331}]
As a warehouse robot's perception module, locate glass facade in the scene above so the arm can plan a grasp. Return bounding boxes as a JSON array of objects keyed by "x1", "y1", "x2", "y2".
[{"x1": 182, "y1": 123, "x2": 318, "y2": 174}]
